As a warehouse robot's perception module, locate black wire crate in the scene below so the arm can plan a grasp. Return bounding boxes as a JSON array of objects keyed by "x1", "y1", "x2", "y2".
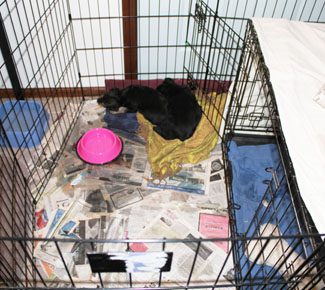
[
  {"x1": 223, "y1": 134, "x2": 325, "y2": 289},
  {"x1": 223, "y1": 17, "x2": 325, "y2": 289},
  {"x1": 1, "y1": 0, "x2": 325, "y2": 289}
]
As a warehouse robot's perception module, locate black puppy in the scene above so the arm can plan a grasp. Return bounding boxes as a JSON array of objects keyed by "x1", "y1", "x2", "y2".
[
  {"x1": 97, "y1": 80, "x2": 202, "y2": 141},
  {"x1": 156, "y1": 78, "x2": 202, "y2": 141},
  {"x1": 97, "y1": 85, "x2": 168, "y2": 129}
]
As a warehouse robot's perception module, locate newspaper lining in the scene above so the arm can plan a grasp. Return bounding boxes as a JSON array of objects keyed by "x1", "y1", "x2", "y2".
[{"x1": 33, "y1": 99, "x2": 232, "y2": 285}]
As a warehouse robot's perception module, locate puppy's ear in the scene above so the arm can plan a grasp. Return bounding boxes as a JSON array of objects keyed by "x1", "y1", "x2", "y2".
[{"x1": 163, "y1": 78, "x2": 175, "y2": 85}]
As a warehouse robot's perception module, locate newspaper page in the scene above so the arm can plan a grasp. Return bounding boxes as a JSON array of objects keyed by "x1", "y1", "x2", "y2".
[
  {"x1": 34, "y1": 200, "x2": 91, "y2": 280},
  {"x1": 127, "y1": 208, "x2": 233, "y2": 288},
  {"x1": 142, "y1": 148, "x2": 226, "y2": 198}
]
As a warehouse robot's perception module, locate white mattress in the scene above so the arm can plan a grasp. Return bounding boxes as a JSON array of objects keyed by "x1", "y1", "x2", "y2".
[{"x1": 252, "y1": 18, "x2": 325, "y2": 234}]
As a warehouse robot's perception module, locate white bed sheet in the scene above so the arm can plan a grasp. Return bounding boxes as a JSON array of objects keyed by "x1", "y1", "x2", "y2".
[{"x1": 252, "y1": 18, "x2": 325, "y2": 234}]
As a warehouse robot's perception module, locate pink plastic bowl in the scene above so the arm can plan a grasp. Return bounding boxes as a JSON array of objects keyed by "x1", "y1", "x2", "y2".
[{"x1": 77, "y1": 128, "x2": 122, "y2": 164}]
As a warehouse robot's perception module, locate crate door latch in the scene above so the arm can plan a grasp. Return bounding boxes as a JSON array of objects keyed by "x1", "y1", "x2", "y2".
[{"x1": 195, "y1": 3, "x2": 206, "y2": 33}]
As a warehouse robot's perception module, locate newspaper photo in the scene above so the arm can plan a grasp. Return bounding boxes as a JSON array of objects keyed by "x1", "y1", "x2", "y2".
[
  {"x1": 83, "y1": 188, "x2": 113, "y2": 213},
  {"x1": 88, "y1": 167, "x2": 143, "y2": 187},
  {"x1": 110, "y1": 187, "x2": 143, "y2": 209}
]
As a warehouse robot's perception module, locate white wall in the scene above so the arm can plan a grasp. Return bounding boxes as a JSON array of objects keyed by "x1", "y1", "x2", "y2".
[
  {"x1": 1, "y1": 0, "x2": 324, "y2": 90},
  {"x1": 0, "y1": 0, "x2": 79, "y2": 89},
  {"x1": 137, "y1": 0, "x2": 193, "y2": 80},
  {"x1": 69, "y1": 0, "x2": 124, "y2": 87}
]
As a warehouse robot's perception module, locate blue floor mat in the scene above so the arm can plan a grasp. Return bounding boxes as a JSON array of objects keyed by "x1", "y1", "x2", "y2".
[{"x1": 227, "y1": 139, "x2": 305, "y2": 288}]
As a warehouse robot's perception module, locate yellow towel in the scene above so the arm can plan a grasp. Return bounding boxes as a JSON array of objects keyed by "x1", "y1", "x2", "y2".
[{"x1": 138, "y1": 92, "x2": 227, "y2": 180}]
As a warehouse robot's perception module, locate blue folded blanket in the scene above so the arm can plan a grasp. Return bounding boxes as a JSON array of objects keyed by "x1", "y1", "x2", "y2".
[
  {"x1": 103, "y1": 111, "x2": 144, "y2": 144},
  {"x1": 228, "y1": 140, "x2": 282, "y2": 234},
  {"x1": 104, "y1": 111, "x2": 139, "y2": 132}
]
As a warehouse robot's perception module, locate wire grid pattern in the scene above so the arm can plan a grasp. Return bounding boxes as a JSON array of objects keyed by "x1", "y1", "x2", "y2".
[
  {"x1": 222, "y1": 19, "x2": 325, "y2": 289},
  {"x1": 0, "y1": 0, "x2": 324, "y2": 289},
  {"x1": 0, "y1": 0, "x2": 83, "y2": 200}
]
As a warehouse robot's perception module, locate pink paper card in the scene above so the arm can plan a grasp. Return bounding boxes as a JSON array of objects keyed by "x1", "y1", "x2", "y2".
[
  {"x1": 130, "y1": 242, "x2": 149, "y2": 252},
  {"x1": 199, "y1": 213, "x2": 229, "y2": 252}
]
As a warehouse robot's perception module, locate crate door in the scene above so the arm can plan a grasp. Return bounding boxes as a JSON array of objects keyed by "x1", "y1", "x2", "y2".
[{"x1": 184, "y1": 0, "x2": 243, "y2": 139}]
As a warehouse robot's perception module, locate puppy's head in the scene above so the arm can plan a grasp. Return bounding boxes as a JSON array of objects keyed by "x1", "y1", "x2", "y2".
[{"x1": 97, "y1": 88, "x2": 122, "y2": 111}]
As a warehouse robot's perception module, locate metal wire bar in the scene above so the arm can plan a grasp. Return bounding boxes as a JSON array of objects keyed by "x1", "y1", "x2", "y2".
[{"x1": 54, "y1": 240, "x2": 75, "y2": 287}]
